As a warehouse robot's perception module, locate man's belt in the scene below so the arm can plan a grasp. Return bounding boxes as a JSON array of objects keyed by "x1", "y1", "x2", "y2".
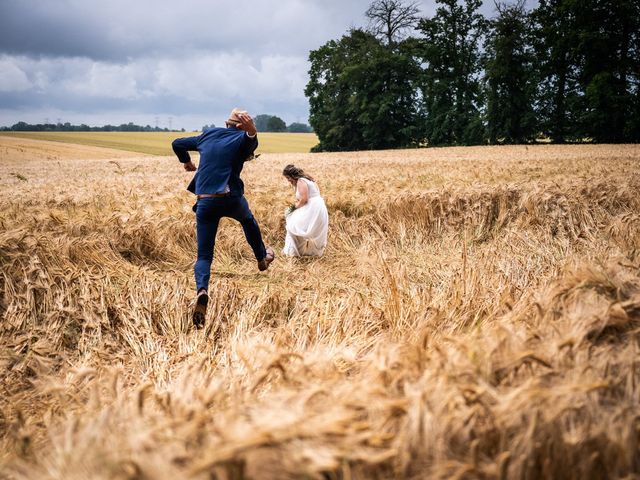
[{"x1": 197, "y1": 193, "x2": 230, "y2": 199}]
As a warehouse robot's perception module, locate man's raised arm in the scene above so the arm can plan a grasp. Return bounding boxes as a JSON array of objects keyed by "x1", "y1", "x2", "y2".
[{"x1": 234, "y1": 112, "x2": 259, "y2": 161}]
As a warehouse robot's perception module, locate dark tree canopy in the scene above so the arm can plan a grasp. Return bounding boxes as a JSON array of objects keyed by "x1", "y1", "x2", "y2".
[
  {"x1": 417, "y1": 0, "x2": 487, "y2": 146},
  {"x1": 484, "y1": 0, "x2": 537, "y2": 144},
  {"x1": 531, "y1": 0, "x2": 582, "y2": 142},
  {"x1": 573, "y1": 0, "x2": 640, "y2": 142},
  {"x1": 304, "y1": 0, "x2": 640, "y2": 151},
  {"x1": 531, "y1": 0, "x2": 640, "y2": 143},
  {"x1": 306, "y1": 29, "x2": 421, "y2": 151}
]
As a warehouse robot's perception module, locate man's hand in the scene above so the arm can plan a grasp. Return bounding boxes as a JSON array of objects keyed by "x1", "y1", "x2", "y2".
[
  {"x1": 235, "y1": 112, "x2": 257, "y2": 137},
  {"x1": 183, "y1": 161, "x2": 197, "y2": 172}
]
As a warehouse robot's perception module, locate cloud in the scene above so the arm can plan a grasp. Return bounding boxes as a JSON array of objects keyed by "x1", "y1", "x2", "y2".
[
  {"x1": 0, "y1": 57, "x2": 33, "y2": 92},
  {"x1": 0, "y1": 51, "x2": 310, "y2": 128},
  {"x1": 154, "y1": 53, "x2": 308, "y2": 102},
  {"x1": 0, "y1": 0, "x2": 372, "y2": 61},
  {"x1": 62, "y1": 62, "x2": 140, "y2": 99}
]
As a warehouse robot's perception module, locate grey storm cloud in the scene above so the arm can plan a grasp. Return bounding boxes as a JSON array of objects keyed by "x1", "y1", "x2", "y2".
[
  {"x1": 0, "y1": 0, "x2": 529, "y2": 130},
  {"x1": 0, "y1": 0, "x2": 376, "y2": 60}
]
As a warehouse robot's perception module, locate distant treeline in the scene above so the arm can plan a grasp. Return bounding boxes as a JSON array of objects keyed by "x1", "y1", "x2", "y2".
[
  {"x1": 203, "y1": 115, "x2": 313, "y2": 133},
  {"x1": 253, "y1": 115, "x2": 313, "y2": 133},
  {"x1": 4, "y1": 118, "x2": 313, "y2": 135},
  {"x1": 307, "y1": 0, "x2": 640, "y2": 151},
  {"x1": 1, "y1": 121, "x2": 185, "y2": 132}
]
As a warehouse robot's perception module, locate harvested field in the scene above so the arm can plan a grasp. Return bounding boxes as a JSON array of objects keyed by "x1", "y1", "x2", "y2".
[{"x1": 1, "y1": 138, "x2": 639, "y2": 479}]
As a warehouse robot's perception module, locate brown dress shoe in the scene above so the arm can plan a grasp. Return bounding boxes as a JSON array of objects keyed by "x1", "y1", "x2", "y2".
[{"x1": 258, "y1": 246, "x2": 275, "y2": 271}]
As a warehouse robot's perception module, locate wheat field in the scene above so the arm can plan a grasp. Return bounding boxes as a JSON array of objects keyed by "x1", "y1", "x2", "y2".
[
  {"x1": 1, "y1": 136, "x2": 639, "y2": 479},
  {"x1": 0, "y1": 131, "x2": 319, "y2": 156}
]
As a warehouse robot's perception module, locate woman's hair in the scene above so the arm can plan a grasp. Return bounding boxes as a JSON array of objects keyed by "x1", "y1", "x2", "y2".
[{"x1": 282, "y1": 164, "x2": 315, "y2": 182}]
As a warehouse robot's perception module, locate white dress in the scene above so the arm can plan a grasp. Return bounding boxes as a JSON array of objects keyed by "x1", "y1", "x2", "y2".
[{"x1": 283, "y1": 178, "x2": 329, "y2": 257}]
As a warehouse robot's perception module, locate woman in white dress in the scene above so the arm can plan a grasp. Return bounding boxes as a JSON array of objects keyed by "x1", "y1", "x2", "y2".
[{"x1": 282, "y1": 164, "x2": 329, "y2": 257}]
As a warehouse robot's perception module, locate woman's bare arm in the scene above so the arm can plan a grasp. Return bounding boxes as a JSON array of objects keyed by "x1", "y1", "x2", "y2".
[{"x1": 295, "y1": 178, "x2": 309, "y2": 208}]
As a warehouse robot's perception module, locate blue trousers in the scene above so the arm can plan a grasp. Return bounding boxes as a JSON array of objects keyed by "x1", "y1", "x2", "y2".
[{"x1": 194, "y1": 196, "x2": 267, "y2": 291}]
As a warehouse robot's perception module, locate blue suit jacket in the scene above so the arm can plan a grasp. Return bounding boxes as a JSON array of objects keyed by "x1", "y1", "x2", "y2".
[{"x1": 172, "y1": 127, "x2": 258, "y2": 196}]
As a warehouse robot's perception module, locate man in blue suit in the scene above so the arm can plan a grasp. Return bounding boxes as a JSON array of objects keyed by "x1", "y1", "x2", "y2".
[{"x1": 172, "y1": 108, "x2": 274, "y2": 329}]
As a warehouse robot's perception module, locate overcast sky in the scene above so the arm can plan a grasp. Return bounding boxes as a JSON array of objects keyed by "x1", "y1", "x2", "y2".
[{"x1": 0, "y1": 0, "x2": 533, "y2": 131}]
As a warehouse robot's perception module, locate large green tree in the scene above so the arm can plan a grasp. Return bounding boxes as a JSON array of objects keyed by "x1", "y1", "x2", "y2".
[
  {"x1": 304, "y1": 0, "x2": 639, "y2": 151},
  {"x1": 573, "y1": 0, "x2": 640, "y2": 142},
  {"x1": 306, "y1": 29, "x2": 421, "y2": 151},
  {"x1": 532, "y1": 0, "x2": 640, "y2": 143},
  {"x1": 483, "y1": 0, "x2": 537, "y2": 144},
  {"x1": 531, "y1": 0, "x2": 582, "y2": 142},
  {"x1": 417, "y1": 0, "x2": 487, "y2": 146}
]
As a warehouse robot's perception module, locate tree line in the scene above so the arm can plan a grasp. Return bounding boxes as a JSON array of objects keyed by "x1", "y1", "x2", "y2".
[
  {"x1": 3, "y1": 118, "x2": 314, "y2": 135},
  {"x1": 306, "y1": 0, "x2": 640, "y2": 151},
  {"x1": 204, "y1": 116, "x2": 312, "y2": 133},
  {"x1": 1, "y1": 121, "x2": 184, "y2": 132},
  {"x1": 252, "y1": 115, "x2": 313, "y2": 133}
]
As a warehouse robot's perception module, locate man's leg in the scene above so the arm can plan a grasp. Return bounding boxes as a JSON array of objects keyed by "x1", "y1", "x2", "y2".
[
  {"x1": 193, "y1": 200, "x2": 220, "y2": 328},
  {"x1": 227, "y1": 196, "x2": 273, "y2": 268},
  {"x1": 195, "y1": 200, "x2": 221, "y2": 291}
]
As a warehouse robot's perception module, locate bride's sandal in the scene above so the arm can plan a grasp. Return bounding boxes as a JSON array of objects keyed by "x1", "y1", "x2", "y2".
[{"x1": 258, "y1": 247, "x2": 275, "y2": 271}]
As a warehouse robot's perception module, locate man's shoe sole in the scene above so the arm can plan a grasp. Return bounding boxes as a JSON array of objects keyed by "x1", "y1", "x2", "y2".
[{"x1": 193, "y1": 293, "x2": 209, "y2": 329}]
